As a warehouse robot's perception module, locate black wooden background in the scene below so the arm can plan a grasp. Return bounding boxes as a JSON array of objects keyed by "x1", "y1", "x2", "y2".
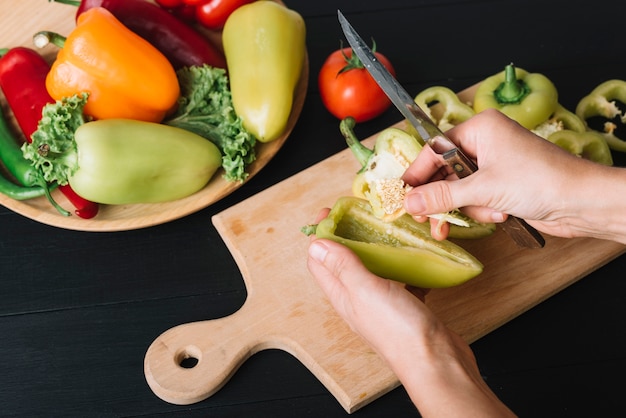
[{"x1": 1, "y1": 0, "x2": 625, "y2": 416}]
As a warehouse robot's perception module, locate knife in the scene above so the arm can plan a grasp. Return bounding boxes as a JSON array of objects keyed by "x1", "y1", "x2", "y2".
[{"x1": 338, "y1": 10, "x2": 545, "y2": 249}]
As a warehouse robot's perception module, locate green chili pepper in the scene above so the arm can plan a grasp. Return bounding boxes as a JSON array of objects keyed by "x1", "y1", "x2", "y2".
[
  {"x1": 22, "y1": 93, "x2": 222, "y2": 205},
  {"x1": 575, "y1": 79, "x2": 626, "y2": 152},
  {"x1": 309, "y1": 196, "x2": 483, "y2": 288},
  {"x1": 410, "y1": 86, "x2": 475, "y2": 136},
  {"x1": 0, "y1": 99, "x2": 67, "y2": 211},
  {"x1": 474, "y1": 63, "x2": 558, "y2": 130}
]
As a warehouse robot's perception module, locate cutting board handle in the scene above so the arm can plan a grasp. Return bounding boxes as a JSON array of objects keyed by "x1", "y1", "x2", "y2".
[{"x1": 144, "y1": 305, "x2": 267, "y2": 405}]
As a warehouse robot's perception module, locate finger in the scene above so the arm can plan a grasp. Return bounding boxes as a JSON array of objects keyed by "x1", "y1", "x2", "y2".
[
  {"x1": 306, "y1": 238, "x2": 374, "y2": 312},
  {"x1": 402, "y1": 145, "x2": 447, "y2": 186}
]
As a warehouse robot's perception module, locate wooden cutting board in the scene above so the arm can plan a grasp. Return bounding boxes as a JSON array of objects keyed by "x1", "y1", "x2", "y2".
[{"x1": 144, "y1": 121, "x2": 626, "y2": 413}]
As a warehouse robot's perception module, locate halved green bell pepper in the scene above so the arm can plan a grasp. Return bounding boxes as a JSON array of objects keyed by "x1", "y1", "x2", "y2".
[
  {"x1": 312, "y1": 196, "x2": 484, "y2": 288},
  {"x1": 474, "y1": 63, "x2": 558, "y2": 130}
]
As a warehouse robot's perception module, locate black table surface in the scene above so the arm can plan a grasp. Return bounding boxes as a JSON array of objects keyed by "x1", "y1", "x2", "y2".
[{"x1": 2, "y1": 0, "x2": 626, "y2": 416}]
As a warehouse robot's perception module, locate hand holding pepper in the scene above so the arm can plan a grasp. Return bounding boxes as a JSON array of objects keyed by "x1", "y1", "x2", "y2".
[{"x1": 306, "y1": 210, "x2": 516, "y2": 417}]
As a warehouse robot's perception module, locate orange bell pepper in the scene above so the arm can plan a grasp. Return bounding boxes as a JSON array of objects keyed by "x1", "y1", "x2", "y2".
[{"x1": 43, "y1": 7, "x2": 179, "y2": 123}]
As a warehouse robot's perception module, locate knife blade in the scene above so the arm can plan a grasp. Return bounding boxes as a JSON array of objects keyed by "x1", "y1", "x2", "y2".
[{"x1": 338, "y1": 10, "x2": 545, "y2": 248}]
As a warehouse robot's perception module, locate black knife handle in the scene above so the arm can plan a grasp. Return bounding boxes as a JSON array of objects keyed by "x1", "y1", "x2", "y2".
[{"x1": 442, "y1": 148, "x2": 545, "y2": 249}]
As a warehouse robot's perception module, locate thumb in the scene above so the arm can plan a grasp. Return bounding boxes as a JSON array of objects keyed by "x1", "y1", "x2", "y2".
[
  {"x1": 404, "y1": 179, "x2": 464, "y2": 216},
  {"x1": 307, "y1": 239, "x2": 376, "y2": 292},
  {"x1": 307, "y1": 238, "x2": 391, "y2": 314},
  {"x1": 404, "y1": 178, "x2": 506, "y2": 224}
]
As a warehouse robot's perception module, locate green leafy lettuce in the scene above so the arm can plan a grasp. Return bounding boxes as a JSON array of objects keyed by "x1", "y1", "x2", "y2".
[
  {"x1": 164, "y1": 65, "x2": 256, "y2": 182},
  {"x1": 22, "y1": 93, "x2": 89, "y2": 186}
]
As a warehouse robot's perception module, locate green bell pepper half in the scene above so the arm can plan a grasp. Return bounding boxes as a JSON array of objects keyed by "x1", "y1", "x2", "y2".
[
  {"x1": 474, "y1": 63, "x2": 558, "y2": 130},
  {"x1": 575, "y1": 79, "x2": 626, "y2": 152},
  {"x1": 312, "y1": 196, "x2": 484, "y2": 288}
]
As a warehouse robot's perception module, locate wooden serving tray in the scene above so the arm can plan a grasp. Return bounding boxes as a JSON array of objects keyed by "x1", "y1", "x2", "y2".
[
  {"x1": 0, "y1": 0, "x2": 306, "y2": 231},
  {"x1": 144, "y1": 118, "x2": 626, "y2": 413}
]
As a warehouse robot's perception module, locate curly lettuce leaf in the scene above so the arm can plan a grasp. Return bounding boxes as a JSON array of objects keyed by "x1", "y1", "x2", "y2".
[
  {"x1": 22, "y1": 93, "x2": 89, "y2": 185},
  {"x1": 165, "y1": 65, "x2": 256, "y2": 182}
]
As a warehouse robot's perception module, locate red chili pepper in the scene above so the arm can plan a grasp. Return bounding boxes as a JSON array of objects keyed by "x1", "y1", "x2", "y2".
[
  {"x1": 53, "y1": 0, "x2": 226, "y2": 70},
  {"x1": 0, "y1": 47, "x2": 99, "y2": 219}
]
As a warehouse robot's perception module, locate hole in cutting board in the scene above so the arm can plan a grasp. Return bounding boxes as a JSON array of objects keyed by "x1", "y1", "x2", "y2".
[{"x1": 176, "y1": 345, "x2": 202, "y2": 369}]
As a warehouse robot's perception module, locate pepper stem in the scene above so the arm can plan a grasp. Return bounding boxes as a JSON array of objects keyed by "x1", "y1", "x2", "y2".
[
  {"x1": 34, "y1": 173, "x2": 71, "y2": 217},
  {"x1": 340, "y1": 117, "x2": 373, "y2": 172},
  {"x1": 493, "y1": 63, "x2": 530, "y2": 104},
  {"x1": 33, "y1": 31, "x2": 66, "y2": 49},
  {"x1": 48, "y1": 0, "x2": 80, "y2": 6},
  {"x1": 0, "y1": 48, "x2": 8, "y2": 57}
]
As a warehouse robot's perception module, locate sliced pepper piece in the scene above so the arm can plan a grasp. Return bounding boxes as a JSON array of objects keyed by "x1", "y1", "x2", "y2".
[
  {"x1": 410, "y1": 86, "x2": 475, "y2": 137},
  {"x1": 532, "y1": 103, "x2": 586, "y2": 138},
  {"x1": 474, "y1": 63, "x2": 558, "y2": 130},
  {"x1": 575, "y1": 79, "x2": 626, "y2": 152},
  {"x1": 547, "y1": 130, "x2": 613, "y2": 166},
  {"x1": 341, "y1": 117, "x2": 422, "y2": 221},
  {"x1": 312, "y1": 196, "x2": 484, "y2": 288},
  {"x1": 34, "y1": 7, "x2": 179, "y2": 123}
]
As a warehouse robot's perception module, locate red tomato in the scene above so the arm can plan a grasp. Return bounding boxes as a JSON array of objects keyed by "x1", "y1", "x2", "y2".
[
  {"x1": 195, "y1": 0, "x2": 256, "y2": 30},
  {"x1": 318, "y1": 47, "x2": 395, "y2": 123}
]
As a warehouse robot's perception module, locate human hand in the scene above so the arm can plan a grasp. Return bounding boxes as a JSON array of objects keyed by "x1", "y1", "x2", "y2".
[
  {"x1": 306, "y1": 209, "x2": 516, "y2": 416},
  {"x1": 402, "y1": 108, "x2": 612, "y2": 241}
]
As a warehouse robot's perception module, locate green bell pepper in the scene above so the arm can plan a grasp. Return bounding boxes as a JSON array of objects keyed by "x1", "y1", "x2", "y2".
[
  {"x1": 311, "y1": 196, "x2": 484, "y2": 288},
  {"x1": 222, "y1": 1, "x2": 306, "y2": 143},
  {"x1": 575, "y1": 79, "x2": 626, "y2": 152},
  {"x1": 474, "y1": 63, "x2": 558, "y2": 130},
  {"x1": 22, "y1": 94, "x2": 222, "y2": 205}
]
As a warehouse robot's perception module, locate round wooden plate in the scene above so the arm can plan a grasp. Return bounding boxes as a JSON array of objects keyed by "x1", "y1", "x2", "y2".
[{"x1": 0, "y1": 0, "x2": 308, "y2": 231}]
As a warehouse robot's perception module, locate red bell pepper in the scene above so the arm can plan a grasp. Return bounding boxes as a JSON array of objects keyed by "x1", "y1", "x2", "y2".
[
  {"x1": 53, "y1": 0, "x2": 226, "y2": 70},
  {"x1": 0, "y1": 47, "x2": 99, "y2": 218}
]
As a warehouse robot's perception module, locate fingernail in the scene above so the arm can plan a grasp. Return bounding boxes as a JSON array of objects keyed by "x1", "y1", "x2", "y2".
[
  {"x1": 309, "y1": 240, "x2": 329, "y2": 263},
  {"x1": 405, "y1": 192, "x2": 427, "y2": 214},
  {"x1": 491, "y1": 211, "x2": 506, "y2": 223}
]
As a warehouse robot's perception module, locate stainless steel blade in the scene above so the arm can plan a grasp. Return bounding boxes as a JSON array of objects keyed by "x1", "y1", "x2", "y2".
[{"x1": 338, "y1": 10, "x2": 450, "y2": 151}]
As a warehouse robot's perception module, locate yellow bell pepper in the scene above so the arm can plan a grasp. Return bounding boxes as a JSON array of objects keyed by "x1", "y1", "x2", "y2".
[
  {"x1": 41, "y1": 7, "x2": 180, "y2": 123},
  {"x1": 222, "y1": 1, "x2": 306, "y2": 142}
]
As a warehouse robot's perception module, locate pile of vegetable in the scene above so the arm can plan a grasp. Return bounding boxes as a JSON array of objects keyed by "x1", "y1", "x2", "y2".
[{"x1": 0, "y1": 0, "x2": 307, "y2": 218}]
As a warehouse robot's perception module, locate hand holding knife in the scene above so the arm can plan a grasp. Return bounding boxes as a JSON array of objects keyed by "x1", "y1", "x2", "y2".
[{"x1": 337, "y1": 10, "x2": 544, "y2": 248}]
